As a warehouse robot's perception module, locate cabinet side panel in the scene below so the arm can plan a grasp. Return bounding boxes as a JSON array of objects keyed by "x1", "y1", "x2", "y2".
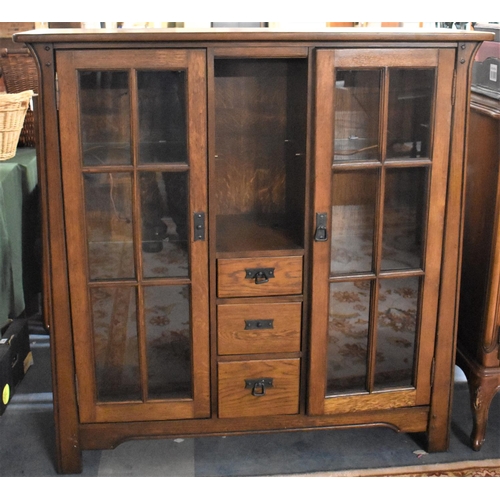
[
  {"x1": 33, "y1": 44, "x2": 82, "y2": 474},
  {"x1": 459, "y1": 109, "x2": 500, "y2": 361},
  {"x1": 427, "y1": 43, "x2": 480, "y2": 452}
]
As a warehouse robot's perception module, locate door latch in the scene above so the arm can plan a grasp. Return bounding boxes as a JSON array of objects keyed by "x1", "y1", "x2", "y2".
[
  {"x1": 193, "y1": 212, "x2": 205, "y2": 241},
  {"x1": 314, "y1": 212, "x2": 328, "y2": 242}
]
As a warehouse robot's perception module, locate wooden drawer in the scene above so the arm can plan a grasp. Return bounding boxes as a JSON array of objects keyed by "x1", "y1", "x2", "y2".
[
  {"x1": 218, "y1": 359, "x2": 300, "y2": 418},
  {"x1": 217, "y1": 302, "x2": 302, "y2": 355},
  {"x1": 217, "y1": 256, "x2": 303, "y2": 298}
]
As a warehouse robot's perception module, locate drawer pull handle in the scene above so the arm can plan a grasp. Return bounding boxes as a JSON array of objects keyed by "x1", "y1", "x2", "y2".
[
  {"x1": 245, "y1": 268, "x2": 275, "y2": 285},
  {"x1": 245, "y1": 378, "x2": 274, "y2": 397},
  {"x1": 244, "y1": 319, "x2": 274, "y2": 330}
]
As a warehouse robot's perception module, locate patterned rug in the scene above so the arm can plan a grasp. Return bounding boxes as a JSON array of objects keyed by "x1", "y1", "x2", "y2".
[{"x1": 287, "y1": 459, "x2": 500, "y2": 477}]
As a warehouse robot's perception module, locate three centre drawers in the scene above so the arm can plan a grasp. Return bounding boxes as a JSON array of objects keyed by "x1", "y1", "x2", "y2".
[{"x1": 216, "y1": 255, "x2": 304, "y2": 418}]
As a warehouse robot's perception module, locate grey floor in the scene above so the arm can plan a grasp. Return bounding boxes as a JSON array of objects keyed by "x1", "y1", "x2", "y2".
[{"x1": 1, "y1": 321, "x2": 499, "y2": 477}]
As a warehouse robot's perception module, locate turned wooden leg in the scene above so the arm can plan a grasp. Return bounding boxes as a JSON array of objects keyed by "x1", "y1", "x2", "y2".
[{"x1": 468, "y1": 375, "x2": 500, "y2": 451}]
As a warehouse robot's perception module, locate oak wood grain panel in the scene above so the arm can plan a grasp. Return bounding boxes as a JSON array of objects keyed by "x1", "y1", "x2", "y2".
[
  {"x1": 213, "y1": 59, "x2": 287, "y2": 216},
  {"x1": 79, "y1": 406, "x2": 431, "y2": 450},
  {"x1": 323, "y1": 389, "x2": 417, "y2": 414},
  {"x1": 213, "y1": 47, "x2": 308, "y2": 58},
  {"x1": 62, "y1": 49, "x2": 189, "y2": 69},
  {"x1": 216, "y1": 214, "x2": 303, "y2": 254},
  {"x1": 217, "y1": 302, "x2": 302, "y2": 355},
  {"x1": 218, "y1": 359, "x2": 300, "y2": 418},
  {"x1": 94, "y1": 401, "x2": 196, "y2": 422},
  {"x1": 217, "y1": 256, "x2": 303, "y2": 297},
  {"x1": 332, "y1": 48, "x2": 438, "y2": 68}
]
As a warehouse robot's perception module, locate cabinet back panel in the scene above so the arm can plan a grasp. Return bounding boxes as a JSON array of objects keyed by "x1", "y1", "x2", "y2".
[{"x1": 213, "y1": 59, "x2": 307, "y2": 215}]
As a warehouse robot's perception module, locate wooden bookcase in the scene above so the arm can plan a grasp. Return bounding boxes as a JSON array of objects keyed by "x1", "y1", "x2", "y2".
[{"x1": 14, "y1": 27, "x2": 493, "y2": 474}]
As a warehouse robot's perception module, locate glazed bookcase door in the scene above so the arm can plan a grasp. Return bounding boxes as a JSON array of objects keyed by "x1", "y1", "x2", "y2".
[
  {"x1": 309, "y1": 49, "x2": 455, "y2": 415},
  {"x1": 56, "y1": 49, "x2": 210, "y2": 423}
]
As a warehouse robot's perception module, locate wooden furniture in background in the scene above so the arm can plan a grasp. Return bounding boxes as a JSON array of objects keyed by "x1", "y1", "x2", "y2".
[
  {"x1": 457, "y1": 88, "x2": 500, "y2": 452},
  {"x1": 15, "y1": 27, "x2": 492, "y2": 474},
  {"x1": 457, "y1": 24, "x2": 500, "y2": 451}
]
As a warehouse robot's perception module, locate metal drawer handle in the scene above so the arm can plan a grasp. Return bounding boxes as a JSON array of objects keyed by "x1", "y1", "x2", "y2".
[
  {"x1": 245, "y1": 378, "x2": 274, "y2": 397},
  {"x1": 244, "y1": 319, "x2": 274, "y2": 330},
  {"x1": 245, "y1": 268, "x2": 275, "y2": 285}
]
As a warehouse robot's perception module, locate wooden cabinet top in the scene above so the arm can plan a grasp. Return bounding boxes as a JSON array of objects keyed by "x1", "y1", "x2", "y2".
[{"x1": 14, "y1": 28, "x2": 495, "y2": 45}]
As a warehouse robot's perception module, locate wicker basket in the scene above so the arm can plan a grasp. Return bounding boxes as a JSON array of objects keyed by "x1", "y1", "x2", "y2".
[
  {"x1": 0, "y1": 50, "x2": 39, "y2": 147},
  {"x1": 0, "y1": 90, "x2": 34, "y2": 161}
]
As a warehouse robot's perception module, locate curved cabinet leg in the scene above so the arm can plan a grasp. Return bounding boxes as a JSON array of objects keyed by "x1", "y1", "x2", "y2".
[{"x1": 468, "y1": 375, "x2": 500, "y2": 451}]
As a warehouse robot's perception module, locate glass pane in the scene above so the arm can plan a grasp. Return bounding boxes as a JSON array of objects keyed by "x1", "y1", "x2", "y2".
[
  {"x1": 327, "y1": 281, "x2": 372, "y2": 395},
  {"x1": 137, "y1": 71, "x2": 187, "y2": 164},
  {"x1": 79, "y1": 71, "x2": 131, "y2": 166},
  {"x1": 141, "y1": 172, "x2": 189, "y2": 278},
  {"x1": 331, "y1": 170, "x2": 378, "y2": 275},
  {"x1": 381, "y1": 168, "x2": 427, "y2": 271},
  {"x1": 91, "y1": 286, "x2": 140, "y2": 402},
  {"x1": 375, "y1": 277, "x2": 420, "y2": 390},
  {"x1": 387, "y1": 69, "x2": 435, "y2": 159},
  {"x1": 334, "y1": 70, "x2": 381, "y2": 163},
  {"x1": 145, "y1": 285, "x2": 192, "y2": 400},
  {"x1": 84, "y1": 173, "x2": 135, "y2": 281}
]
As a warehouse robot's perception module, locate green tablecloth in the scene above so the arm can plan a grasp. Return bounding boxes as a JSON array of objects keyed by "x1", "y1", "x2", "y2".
[{"x1": 0, "y1": 148, "x2": 38, "y2": 328}]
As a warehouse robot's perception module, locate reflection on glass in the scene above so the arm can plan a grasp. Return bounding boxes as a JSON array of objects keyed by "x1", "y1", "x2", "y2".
[
  {"x1": 140, "y1": 172, "x2": 189, "y2": 278},
  {"x1": 91, "y1": 286, "x2": 140, "y2": 402},
  {"x1": 138, "y1": 71, "x2": 187, "y2": 164},
  {"x1": 375, "y1": 277, "x2": 419, "y2": 390},
  {"x1": 381, "y1": 168, "x2": 427, "y2": 271},
  {"x1": 145, "y1": 286, "x2": 192, "y2": 400},
  {"x1": 327, "y1": 281, "x2": 371, "y2": 395},
  {"x1": 387, "y1": 69, "x2": 435, "y2": 159},
  {"x1": 334, "y1": 70, "x2": 381, "y2": 162},
  {"x1": 84, "y1": 173, "x2": 135, "y2": 281},
  {"x1": 331, "y1": 170, "x2": 378, "y2": 275},
  {"x1": 79, "y1": 71, "x2": 131, "y2": 166}
]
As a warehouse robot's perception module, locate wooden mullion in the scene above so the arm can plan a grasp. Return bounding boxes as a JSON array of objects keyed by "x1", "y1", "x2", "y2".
[
  {"x1": 365, "y1": 67, "x2": 391, "y2": 393},
  {"x1": 331, "y1": 162, "x2": 382, "y2": 171},
  {"x1": 329, "y1": 273, "x2": 377, "y2": 283},
  {"x1": 136, "y1": 285, "x2": 148, "y2": 402},
  {"x1": 366, "y1": 278, "x2": 379, "y2": 393},
  {"x1": 130, "y1": 69, "x2": 142, "y2": 284},
  {"x1": 81, "y1": 166, "x2": 134, "y2": 173},
  {"x1": 379, "y1": 268, "x2": 426, "y2": 279},
  {"x1": 135, "y1": 163, "x2": 190, "y2": 172},
  {"x1": 128, "y1": 68, "x2": 149, "y2": 402},
  {"x1": 380, "y1": 67, "x2": 390, "y2": 166}
]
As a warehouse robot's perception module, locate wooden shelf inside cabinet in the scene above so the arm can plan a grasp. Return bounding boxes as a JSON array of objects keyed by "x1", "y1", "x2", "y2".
[{"x1": 216, "y1": 214, "x2": 304, "y2": 257}]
